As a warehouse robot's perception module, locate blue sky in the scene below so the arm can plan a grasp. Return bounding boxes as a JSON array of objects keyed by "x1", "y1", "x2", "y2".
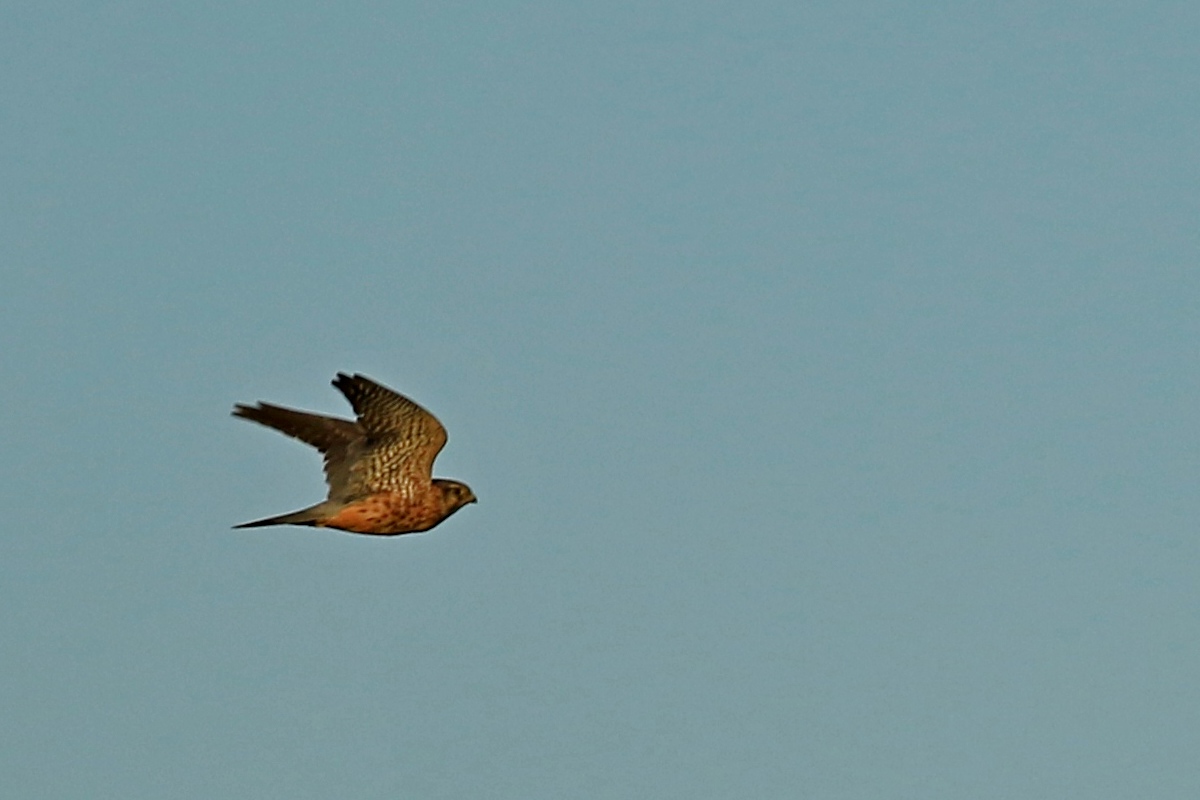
[{"x1": 3, "y1": 2, "x2": 1199, "y2": 797}]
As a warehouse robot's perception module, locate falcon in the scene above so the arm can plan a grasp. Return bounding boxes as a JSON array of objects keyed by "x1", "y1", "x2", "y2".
[{"x1": 232, "y1": 373, "x2": 476, "y2": 535}]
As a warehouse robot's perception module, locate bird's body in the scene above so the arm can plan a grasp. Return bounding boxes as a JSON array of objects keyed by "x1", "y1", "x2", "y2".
[{"x1": 233, "y1": 373, "x2": 475, "y2": 536}]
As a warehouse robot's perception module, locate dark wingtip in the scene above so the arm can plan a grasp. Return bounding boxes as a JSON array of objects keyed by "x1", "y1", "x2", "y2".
[
  {"x1": 331, "y1": 372, "x2": 353, "y2": 396},
  {"x1": 332, "y1": 372, "x2": 379, "y2": 401},
  {"x1": 333, "y1": 372, "x2": 377, "y2": 385}
]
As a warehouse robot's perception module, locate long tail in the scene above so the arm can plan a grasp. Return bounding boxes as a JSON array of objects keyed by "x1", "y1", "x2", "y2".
[{"x1": 233, "y1": 503, "x2": 329, "y2": 529}]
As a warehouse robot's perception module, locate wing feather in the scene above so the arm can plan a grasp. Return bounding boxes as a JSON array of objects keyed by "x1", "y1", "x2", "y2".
[
  {"x1": 332, "y1": 373, "x2": 448, "y2": 494},
  {"x1": 232, "y1": 402, "x2": 362, "y2": 492}
]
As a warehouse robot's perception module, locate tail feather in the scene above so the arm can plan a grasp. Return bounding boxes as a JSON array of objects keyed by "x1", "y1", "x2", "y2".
[{"x1": 233, "y1": 504, "x2": 327, "y2": 529}]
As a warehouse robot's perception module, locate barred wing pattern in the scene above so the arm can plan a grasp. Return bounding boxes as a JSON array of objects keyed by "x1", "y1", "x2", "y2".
[{"x1": 331, "y1": 373, "x2": 448, "y2": 497}]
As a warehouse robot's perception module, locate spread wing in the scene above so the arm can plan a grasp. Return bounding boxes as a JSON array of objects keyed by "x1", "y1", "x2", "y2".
[
  {"x1": 231, "y1": 402, "x2": 362, "y2": 491},
  {"x1": 332, "y1": 373, "x2": 449, "y2": 495}
]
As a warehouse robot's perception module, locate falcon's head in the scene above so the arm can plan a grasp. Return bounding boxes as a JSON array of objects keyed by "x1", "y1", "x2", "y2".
[{"x1": 435, "y1": 479, "x2": 478, "y2": 519}]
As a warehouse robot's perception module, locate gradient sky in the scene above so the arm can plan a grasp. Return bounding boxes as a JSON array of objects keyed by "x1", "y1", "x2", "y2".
[{"x1": 3, "y1": 2, "x2": 1199, "y2": 797}]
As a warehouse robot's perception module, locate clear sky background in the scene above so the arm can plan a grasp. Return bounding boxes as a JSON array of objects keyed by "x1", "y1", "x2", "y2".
[{"x1": 3, "y1": 2, "x2": 1198, "y2": 798}]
